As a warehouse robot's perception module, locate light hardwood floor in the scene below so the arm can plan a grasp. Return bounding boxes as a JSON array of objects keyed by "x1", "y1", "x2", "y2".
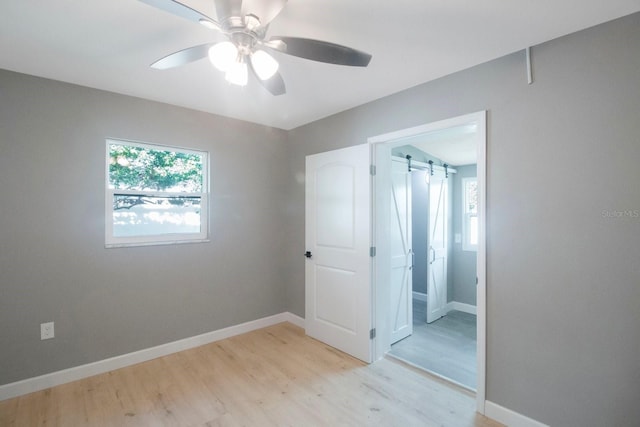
[{"x1": 0, "y1": 323, "x2": 502, "y2": 426}]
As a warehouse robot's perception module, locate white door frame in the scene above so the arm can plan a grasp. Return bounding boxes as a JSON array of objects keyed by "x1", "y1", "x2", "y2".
[{"x1": 368, "y1": 111, "x2": 487, "y2": 413}]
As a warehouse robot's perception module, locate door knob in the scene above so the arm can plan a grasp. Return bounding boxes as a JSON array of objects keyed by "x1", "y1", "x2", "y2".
[{"x1": 304, "y1": 251, "x2": 313, "y2": 258}]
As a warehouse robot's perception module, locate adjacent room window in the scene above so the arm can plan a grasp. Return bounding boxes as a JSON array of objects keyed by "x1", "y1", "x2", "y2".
[
  {"x1": 105, "y1": 139, "x2": 209, "y2": 247},
  {"x1": 462, "y1": 177, "x2": 478, "y2": 251}
]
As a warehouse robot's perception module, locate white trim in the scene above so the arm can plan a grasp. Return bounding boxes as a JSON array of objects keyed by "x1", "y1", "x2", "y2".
[
  {"x1": 412, "y1": 291, "x2": 427, "y2": 302},
  {"x1": 370, "y1": 111, "x2": 487, "y2": 413},
  {"x1": 485, "y1": 401, "x2": 549, "y2": 427},
  {"x1": 281, "y1": 312, "x2": 305, "y2": 328},
  {"x1": 0, "y1": 312, "x2": 304, "y2": 402},
  {"x1": 413, "y1": 294, "x2": 476, "y2": 315},
  {"x1": 105, "y1": 138, "x2": 210, "y2": 248},
  {"x1": 446, "y1": 301, "x2": 477, "y2": 315},
  {"x1": 368, "y1": 113, "x2": 481, "y2": 145},
  {"x1": 475, "y1": 110, "x2": 487, "y2": 413}
]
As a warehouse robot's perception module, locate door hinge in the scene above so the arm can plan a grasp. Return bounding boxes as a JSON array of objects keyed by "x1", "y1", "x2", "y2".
[
  {"x1": 370, "y1": 328, "x2": 376, "y2": 339},
  {"x1": 370, "y1": 247, "x2": 376, "y2": 257},
  {"x1": 370, "y1": 165, "x2": 376, "y2": 176}
]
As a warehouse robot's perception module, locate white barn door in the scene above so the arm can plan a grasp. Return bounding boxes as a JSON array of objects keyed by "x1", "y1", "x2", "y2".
[
  {"x1": 426, "y1": 171, "x2": 448, "y2": 323},
  {"x1": 305, "y1": 144, "x2": 372, "y2": 362},
  {"x1": 390, "y1": 159, "x2": 413, "y2": 344}
]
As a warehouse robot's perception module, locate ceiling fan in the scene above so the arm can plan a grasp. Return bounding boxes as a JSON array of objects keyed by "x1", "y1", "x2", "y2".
[{"x1": 138, "y1": 0, "x2": 373, "y2": 95}]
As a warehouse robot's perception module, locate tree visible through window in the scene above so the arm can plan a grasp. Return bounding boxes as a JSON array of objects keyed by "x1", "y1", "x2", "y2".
[
  {"x1": 105, "y1": 139, "x2": 208, "y2": 247},
  {"x1": 462, "y1": 177, "x2": 478, "y2": 251}
]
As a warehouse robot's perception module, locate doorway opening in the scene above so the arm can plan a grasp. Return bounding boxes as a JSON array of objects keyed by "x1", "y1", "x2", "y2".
[
  {"x1": 369, "y1": 111, "x2": 486, "y2": 410},
  {"x1": 387, "y1": 155, "x2": 477, "y2": 390}
]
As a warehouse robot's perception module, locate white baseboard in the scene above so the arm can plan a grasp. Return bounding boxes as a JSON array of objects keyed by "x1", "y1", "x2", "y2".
[
  {"x1": 281, "y1": 311, "x2": 305, "y2": 328},
  {"x1": 447, "y1": 301, "x2": 477, "y2": 315},
  {"x1": 413, "y1": 293, "x2": 477, "y2": 316},
  {"x1": 0, "y1": 312, "x2": 305, "y2": 402},
  {"x1": 412, "y1": 291, "x2": 427, "y2": 302},
  {"x1": 485, "y1": 401, "x2": 549, "y2": 427}
]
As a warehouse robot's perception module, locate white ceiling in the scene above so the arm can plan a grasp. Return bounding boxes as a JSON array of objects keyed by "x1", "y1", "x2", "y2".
[
  {"x1": 1, "y1": 1, "x2": 639, "y2": 130},
  {"x1": 405, "y1": 124, "x2": 479, "y2": 167}
]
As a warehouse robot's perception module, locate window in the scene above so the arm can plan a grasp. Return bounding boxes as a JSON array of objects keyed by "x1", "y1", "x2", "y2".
[
  {"x1": 462, "y1": 177, "x2": 478, "y2": 251},
  {"x1": 105, "y1": 139, "x2": 208, "y2": 247}
]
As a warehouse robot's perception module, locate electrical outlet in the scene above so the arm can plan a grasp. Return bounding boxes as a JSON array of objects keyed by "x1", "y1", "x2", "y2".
[{"x1": 41, "y1": 322, "x2": 55, "y2": 340}]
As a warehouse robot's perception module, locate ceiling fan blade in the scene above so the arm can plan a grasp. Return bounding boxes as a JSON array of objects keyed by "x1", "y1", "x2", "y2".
[
  {"x1": 151, "y1": 43, "x2": 216, "y2": 69},
  {"x1": 267, "y1": 37, "x2": 372, "y2": 67},
  {"x1": 241, "y1": 0, "x2": 287, "y2": 26},
  {"x1": 138, "y1": 0, "x2": 220, "y2": 29},
  {"x1": 249, "y1": 62, "x2": 286, "y2": 95},
  {"x1": 214, "y1": 0, "x2": 243, "y2": 22}
]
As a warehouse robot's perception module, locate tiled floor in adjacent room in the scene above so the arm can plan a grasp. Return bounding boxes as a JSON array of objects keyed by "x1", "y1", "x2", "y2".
[{"x1": 389, "y1": 299, "x2": 477, "y2": 390}]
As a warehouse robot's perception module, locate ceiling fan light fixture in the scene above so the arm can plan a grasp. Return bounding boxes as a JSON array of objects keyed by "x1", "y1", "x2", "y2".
[
  {"x1": 251, "y1": 50, "x2": 279, "y2": 81},
  {"x1": 140, "y1": 0, "x2": 373, "y2": 96},
  {"x1": 225, "y1": 57, "x2": 248, "y2": 86},
  {"x1": 208, "y1": 41, "x2": 238, "y2": 72},
  {"x1": 244, "y1": 14, "x2": 261, "y2": 32}
]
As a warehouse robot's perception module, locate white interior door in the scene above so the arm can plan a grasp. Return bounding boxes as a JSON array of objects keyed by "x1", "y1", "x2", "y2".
[
  {"x1": 426, "y1": 171, "x2": 448, "y2": 323},
  {"x1": 390, "y1": 159, "x2": 413, "y2": 344},
  {"x1": 305, "y1": 144, "x2": 372, "y2": 362}
]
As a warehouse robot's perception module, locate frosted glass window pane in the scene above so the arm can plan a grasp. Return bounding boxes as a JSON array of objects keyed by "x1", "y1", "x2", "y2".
[
  {"x1": 112, "y1": 195, "x2": 201, "y2": 237},
  {"x1": 469, "y1": 216, "x2": 478, "y2": 245}
]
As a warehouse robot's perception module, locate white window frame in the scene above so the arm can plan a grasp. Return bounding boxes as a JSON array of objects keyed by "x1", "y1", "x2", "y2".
[
  {"x1": 462, "y1": 177, "x2": 478, "y2": 252},
  {"x1": 105, "y1": 138, "x2": 209, "y2": 248}
]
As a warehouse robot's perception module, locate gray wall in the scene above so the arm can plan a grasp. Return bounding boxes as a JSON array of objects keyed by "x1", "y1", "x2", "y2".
[
  {"x1": 2, "y1": 12, "x2": 639, "y2": 427},
  {"x1": 0, "y1": 70, "x2": 289, "y2": 385},
  {"x1": 451, "y1": 164, "x2": 477, "y2": 306},
  {"x1": 285, "y1": 13, "x2": 640, "y2": 427}
]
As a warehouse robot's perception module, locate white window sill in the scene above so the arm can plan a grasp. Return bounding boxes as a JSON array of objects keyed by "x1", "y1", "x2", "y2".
[{"x1": 105, "y1": 239, "x2": 210, "y2": 249}]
